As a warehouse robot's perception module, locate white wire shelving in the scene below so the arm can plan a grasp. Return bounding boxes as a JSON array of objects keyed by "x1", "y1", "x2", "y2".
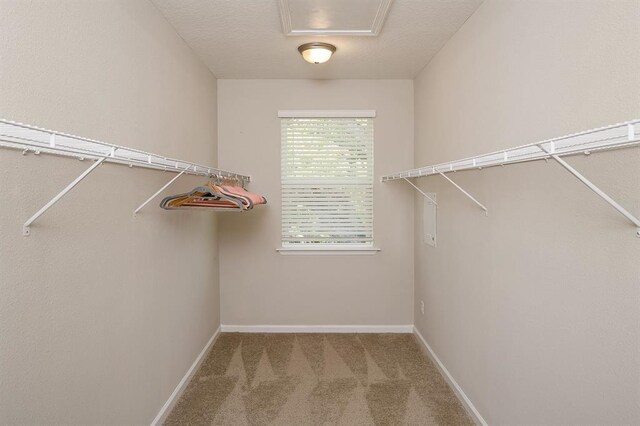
[
  {"x1": 382, "y1": 120, "x2": 640, "y2": 237},
  {"x1": 0, "y1": 119, "x2": 251, "y2": 235},
  {"x1": 0, "y1": 119, "x2": 249, "y2": 179}
]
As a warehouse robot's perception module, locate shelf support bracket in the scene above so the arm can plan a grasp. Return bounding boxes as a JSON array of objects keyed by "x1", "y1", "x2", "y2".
[
  {"x1": 23, "y1": 157, "x2": 107, "y2": 236},
  {"x1": 403, "y1": 178, "x2": 438, "y2": 205},
  {"x1": 438, "y1": 172, "x2": 488, "y2": 215},
  {"x1": 540, "y1": 147, "x2": 640, "y2": 237},
  {"x1": 134, "y1": 166, "x2": 192, "y2": 215}
]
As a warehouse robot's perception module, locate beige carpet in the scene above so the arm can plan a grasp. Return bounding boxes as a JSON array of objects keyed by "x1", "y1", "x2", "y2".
[{"x1": 164, "y1": 333, "x2": 473, "y2": 425}]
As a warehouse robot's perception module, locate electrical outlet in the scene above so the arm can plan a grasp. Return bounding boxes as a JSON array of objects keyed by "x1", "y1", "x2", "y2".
[{"x1": 420, "y1": 300, "x2": 425, "y2": 315}]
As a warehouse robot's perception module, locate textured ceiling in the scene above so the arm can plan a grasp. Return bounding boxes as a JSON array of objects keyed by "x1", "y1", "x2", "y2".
[{"x1": 151, "y1": 0, "x2": 483, "y2": 79}]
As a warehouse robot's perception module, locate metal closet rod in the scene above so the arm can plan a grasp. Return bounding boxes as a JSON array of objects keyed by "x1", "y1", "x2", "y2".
[
  {"x1": 0, "y1": 118, "x2": 251, "y2": 236},
  {"x1": 384, "y1": 120, "x2": 640, "y2": 237}
]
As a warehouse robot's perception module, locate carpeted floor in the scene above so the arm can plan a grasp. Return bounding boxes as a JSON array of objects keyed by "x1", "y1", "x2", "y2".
[{"x1": 164, "y1": 333, "x2": 474, "y2": 425}]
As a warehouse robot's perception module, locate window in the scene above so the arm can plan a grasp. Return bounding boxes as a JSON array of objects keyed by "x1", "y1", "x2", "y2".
[{"x1": 280, "y1": 111, "x2": 374, "y2": 249}]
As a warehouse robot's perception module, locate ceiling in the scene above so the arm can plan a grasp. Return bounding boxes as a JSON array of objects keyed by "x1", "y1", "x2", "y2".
[{"x1": 151, "y1": 0, "x2": 483, "y2": 79}]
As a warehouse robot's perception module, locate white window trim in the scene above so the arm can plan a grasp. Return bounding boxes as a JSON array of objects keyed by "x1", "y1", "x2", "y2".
[
  {"x1": 278, "y1": 110, "x2": 376, "y2": 118},
  {"x1": 276, "y1": 246, "x2": 381, "y2": 255},
  {"x1": 279, "y1": 110, "x2": 376, "y2": 254}
]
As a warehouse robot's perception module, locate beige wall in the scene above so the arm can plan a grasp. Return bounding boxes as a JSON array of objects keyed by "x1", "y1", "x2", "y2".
[
  {"x1": 0, "y1": 1, "x2": 220, "y2": 424},
  {"x1": 217, "y1": 79, "x2": 414, "y2": 326},
  {"x1": 413, "y1": 0, "x2": 640, "y2": 424}
]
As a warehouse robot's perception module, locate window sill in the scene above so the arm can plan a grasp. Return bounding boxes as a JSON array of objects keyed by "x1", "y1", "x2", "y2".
[{"x1": 276, "y1": 246, "x2": 381, "y2": 256}]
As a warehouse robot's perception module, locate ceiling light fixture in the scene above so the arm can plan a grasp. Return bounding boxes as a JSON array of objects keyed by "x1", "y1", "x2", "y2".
[{"x1": 297, "y1": 42, "x2": 336, "y2": 64}]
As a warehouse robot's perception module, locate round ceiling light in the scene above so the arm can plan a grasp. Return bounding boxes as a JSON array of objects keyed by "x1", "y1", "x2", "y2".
[{"x1": 297, "y1": 42, "x2": 336, "y2": 64}]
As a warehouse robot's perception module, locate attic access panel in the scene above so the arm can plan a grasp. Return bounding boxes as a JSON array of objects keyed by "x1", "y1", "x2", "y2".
[{"x1": 279, "y1": 0, "x2": 393, "y2": 36}]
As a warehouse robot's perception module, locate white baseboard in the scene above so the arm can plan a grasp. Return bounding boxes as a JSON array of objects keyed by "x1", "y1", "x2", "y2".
[
  {"x1": 413, "y1": 326, "x2": 488, "y2": 426},
  {"x1": 220, "y1": 324, "x2": 414, "y2": 333},
  {"x1": 150, "y1": 326, "x2": 221, "y2": 426}
]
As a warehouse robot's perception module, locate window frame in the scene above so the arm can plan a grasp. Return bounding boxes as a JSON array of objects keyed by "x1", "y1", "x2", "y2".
[{"x1": 277, "y1": 110, "x2": 380, "y2": 254}]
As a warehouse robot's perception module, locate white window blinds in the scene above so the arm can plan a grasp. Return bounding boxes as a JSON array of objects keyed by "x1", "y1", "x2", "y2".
[{"x1": 281, "y1": 116, "x2": 374, "y2": 246}]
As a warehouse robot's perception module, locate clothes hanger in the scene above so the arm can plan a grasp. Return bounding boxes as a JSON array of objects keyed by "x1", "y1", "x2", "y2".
[
  {"x1": 159, "y1": 184, "x2": 244, "y2": 211},
  {"x1": 211, "y1": 175, "x2": 267, "y2": 208},
  {"x1": 159, "y1": 175, "x2": 266, "y2": 211},
  {"x1": 207, "y1": 181, "x2": 254, "y2": 209}
]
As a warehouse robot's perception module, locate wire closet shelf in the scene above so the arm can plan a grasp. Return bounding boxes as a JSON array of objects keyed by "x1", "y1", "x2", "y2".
[
  {"x1": 381, "y1": 120, "x2": 640, "y2": 237},
  {"x1": 0, "y1": 118, "x2": 252, "y2": 236},
  {"x1": 381, "y1": 120, "x2": 639, "y2": 181},
  {"x1": 0, "y1": 119, "x2": 250, "y2": 182}
]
